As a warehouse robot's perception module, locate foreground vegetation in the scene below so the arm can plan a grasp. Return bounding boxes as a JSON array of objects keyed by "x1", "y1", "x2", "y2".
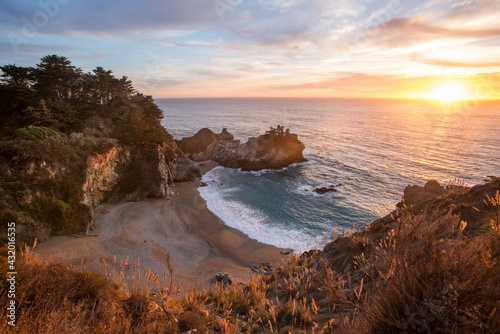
[{"x1": 1, "y1": 180, "x2": 499, "y2": 333}]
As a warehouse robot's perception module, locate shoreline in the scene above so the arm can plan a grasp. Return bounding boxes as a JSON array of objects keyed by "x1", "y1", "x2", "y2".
[{"x1": 34, "y1": 160, "x2": 289, "y2": 287}]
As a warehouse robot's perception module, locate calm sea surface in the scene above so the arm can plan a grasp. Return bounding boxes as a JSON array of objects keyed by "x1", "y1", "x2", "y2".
[{"x1": 157, "y1": 98, "x2": 500, "y2": 252}]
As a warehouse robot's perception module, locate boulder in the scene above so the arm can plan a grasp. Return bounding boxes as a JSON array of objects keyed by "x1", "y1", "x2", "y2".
[
  {"x1": 175, "y1": 128, "x2": 218, "y2": 154},
  {"x1": 173, "y1": 156, "x2": 201, "y2": 182},
  {"x1": 249, "y1": 262, "x2": 275, "y2": 275},
  {"x1": 209, "y1": 272, "x2": 232, "y2": 288},
  {"x1": 218, "y1": 128, "x2": 234, "y2": 142},
  {"x1": 314, "y1": 185, "x2": 339, "y2": 194},
  {"x1": 397, "y1": 180, "x2": 445, "y2": 207}
]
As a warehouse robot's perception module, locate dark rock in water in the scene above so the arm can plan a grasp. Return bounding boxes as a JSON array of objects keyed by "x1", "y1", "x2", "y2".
[
  {"x1": 397, "y1": 180, "x2": 446, "y2": 207},
  {"x1": 199, "y1": 182, "x2": 208, "y2": 187},
  {"x1": 313, "y1": 185, "x2": 338, "y2": 194},
  {"x1": 209, "y1": 272, "x2": 232, "y2": 288}
]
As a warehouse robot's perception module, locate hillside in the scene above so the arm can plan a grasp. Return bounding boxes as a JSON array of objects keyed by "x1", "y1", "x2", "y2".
[
  {"x1": 0, "y1": 55, "x2": 198, "y2": 245},
  {"x1": 1, "y1": 178, "x2": 499, "y2": 333}
]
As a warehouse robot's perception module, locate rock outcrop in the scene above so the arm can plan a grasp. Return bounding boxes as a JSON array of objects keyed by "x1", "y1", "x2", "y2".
[
  {"x1": 175, "y1": 128, "x2": 235, "y2": 156},
  {"x1": 177, "y1": 128, "x2": 307, "y2": 171},
  {"x1": 209, "y1": 272, "x2": 233, "y2": 288},
  {"x1": 176, "y1": 128, "x2": 220, "y2": 154},
  {"x1": 1, "y1": 137, "x2": 200, "y2": 241},
  {"x1": 314, "y1": 185, "x2": 340, "y2": 194},
  {"x1": 397, "y1": 179, "x2": 446, "y2": 207},
  {"x1": 322, "y1": 177, "x2": 500, "y2": 274},
  {"x1": 172, "y1": 154, "x2": 201, "y2": 182},
  {"x1": 82, "y1": 143, "x2": 200, "y2": 232}
]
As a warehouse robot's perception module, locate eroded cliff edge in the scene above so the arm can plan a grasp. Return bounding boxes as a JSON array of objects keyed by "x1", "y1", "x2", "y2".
[{"x1": 0, "y1": 135, "x2": 201, "y2": 244}]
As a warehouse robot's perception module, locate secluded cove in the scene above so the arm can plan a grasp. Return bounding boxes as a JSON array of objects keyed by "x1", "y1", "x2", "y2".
[{"x1": 35, "y1": 161, "x2": 290, "y2": 287}]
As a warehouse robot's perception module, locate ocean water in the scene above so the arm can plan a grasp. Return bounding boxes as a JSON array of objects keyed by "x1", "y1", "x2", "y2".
[{"x1": 158, "y1": 98, "x2": 500, "y2": 252}]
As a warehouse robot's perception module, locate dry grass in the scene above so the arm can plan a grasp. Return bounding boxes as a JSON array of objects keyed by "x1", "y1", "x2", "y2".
[
  {"x1": 362, "y1": 210, "x2": 500, "y2": 333},
  {"x1": 1, "y1": 190, "x2": 499, "y2": 333}
]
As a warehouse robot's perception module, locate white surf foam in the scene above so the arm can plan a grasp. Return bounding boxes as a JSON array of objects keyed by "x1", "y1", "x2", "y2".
[
  {"x1": 199, "y1": 169, "x2": 320, "y2": 253},
  {"x1": 303, "y1": 148, "x2": 319, "y2": 156},
  {"x1": 246, "y1": 169, "x2": 274, "y2": 176}
]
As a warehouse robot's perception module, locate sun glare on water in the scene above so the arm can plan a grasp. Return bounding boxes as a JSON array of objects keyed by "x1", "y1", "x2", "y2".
[{"x1": 428, "y1": 82, "x2": 470, "y2": 103}]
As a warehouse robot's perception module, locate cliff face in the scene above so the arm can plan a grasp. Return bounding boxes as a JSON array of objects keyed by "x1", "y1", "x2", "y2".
[
  {"x1": 81, "y1": 147, "x2": 126, "y2": 208},
  {"x1": 83, "y1": 144, "x2": 171, "y2": 205},
  {"x1": 177, "y1": 128, "x2": 307, "y2": 171},
  {"x1": 81, "y1": 144, "x2": 171, "y2": 232},
  {"x1": 81, "y1": 143, "x2": 201, "y2": 232},
  {"x1": 0, "y1": 136, "x2": 200, "y2": 243}
]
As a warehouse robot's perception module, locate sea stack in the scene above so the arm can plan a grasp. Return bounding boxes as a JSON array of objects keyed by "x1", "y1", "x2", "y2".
[{"x1": 176, "y1": 127, "x2": 307, "y2": 171}]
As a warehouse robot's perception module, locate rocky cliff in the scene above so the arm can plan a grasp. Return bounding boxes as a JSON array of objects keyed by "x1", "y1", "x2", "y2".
[
  {"x1": 0, "y1": 135, "x2": 200, "y2": 243},
  {"x1": 72, "y1": 142, "x2": 201, "y2": 233},
  {"x1": 176, "y1": 127, "x2": 307, "y2": 171},
  {"x1": 322, "y1": 178, "x2": 500, "y2": 273}
]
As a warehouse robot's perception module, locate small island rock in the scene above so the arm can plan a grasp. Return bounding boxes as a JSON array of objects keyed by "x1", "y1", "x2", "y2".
[
  {"x1": 313, "y1": 185, "x2": 339, "y2": 194},
  {"x1": 177, "y1": 126, "x2": 307, "y2": 171}
]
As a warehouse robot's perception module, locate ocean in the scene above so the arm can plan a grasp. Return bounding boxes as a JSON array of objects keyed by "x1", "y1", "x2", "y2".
[{"x1": 157, "y1": 98, "x2": 500, "y2": 252}]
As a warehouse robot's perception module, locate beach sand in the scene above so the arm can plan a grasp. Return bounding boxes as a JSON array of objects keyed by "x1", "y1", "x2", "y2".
[{"x1": 34, "y1": 161, "x2": 289, "y2": 289}]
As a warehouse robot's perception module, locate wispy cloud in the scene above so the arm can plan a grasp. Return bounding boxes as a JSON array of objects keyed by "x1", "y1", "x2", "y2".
[
  {"x1": 416, "y1": 58, "x2": 500, "y2": 68},
  {"x1": 375, "y1": 17, "x2": 500, "y2": 47},
  {"x1": 0, "y1": 0, "x2": 499, "y2": 98}
]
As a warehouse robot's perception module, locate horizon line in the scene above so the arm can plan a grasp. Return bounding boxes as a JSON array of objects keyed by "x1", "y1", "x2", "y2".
[{"x1": 154, "y1": 96, "x2": 500, "y2": 102}]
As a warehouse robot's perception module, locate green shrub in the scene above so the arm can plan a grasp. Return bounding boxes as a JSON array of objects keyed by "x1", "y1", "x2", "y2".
[{"x1": 15, "y1": 125, "x2": 61, "y2": 141}]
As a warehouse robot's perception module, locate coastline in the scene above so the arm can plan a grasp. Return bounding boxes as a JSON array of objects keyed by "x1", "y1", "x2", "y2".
[{"x1": 34, "y1": 160, "x2": 289, "y2": 287}]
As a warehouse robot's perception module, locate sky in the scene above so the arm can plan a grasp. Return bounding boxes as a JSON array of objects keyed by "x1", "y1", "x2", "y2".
[{"x1": 0, "y1": 0, "x2": 500, "y2": 99}]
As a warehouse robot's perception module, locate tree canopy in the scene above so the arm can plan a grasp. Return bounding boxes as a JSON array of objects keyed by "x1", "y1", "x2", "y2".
[
  {"x1": 265, "y1": 125, "x2": 291, "y2": 138},
  {"x1": 0, "y1": 55, "x2": 169, "y2": 144}
]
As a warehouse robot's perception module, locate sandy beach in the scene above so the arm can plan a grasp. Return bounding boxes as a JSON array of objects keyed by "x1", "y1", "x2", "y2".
[{"x1": 34, "y1": 161, "x2": 289, "y2": 288}]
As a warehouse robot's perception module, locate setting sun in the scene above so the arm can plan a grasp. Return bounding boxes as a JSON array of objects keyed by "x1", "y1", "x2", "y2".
[{"x1": 428, "y1": 82, "x2": 470, "y2": 103}]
